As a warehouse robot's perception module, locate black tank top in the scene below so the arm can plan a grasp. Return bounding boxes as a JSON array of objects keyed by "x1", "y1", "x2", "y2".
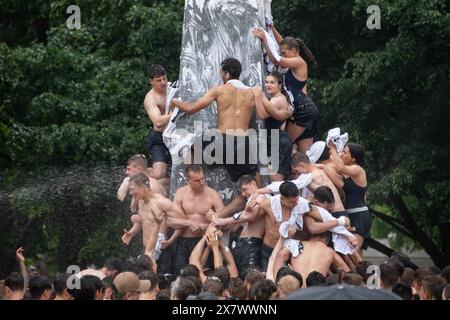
[
  {"x1": 264, "y1": 117, "x2": 284, "y2": 131},
  {"x1": 284, "y1": 69, "x2": 307, "y2": 104},
  {"x1": 343, "y1": 177, "x2": 367, "y2": 209}
]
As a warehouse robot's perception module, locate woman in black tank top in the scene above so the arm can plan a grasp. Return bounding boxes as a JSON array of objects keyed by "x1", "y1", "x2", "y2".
[
  {"x1": 329, "y1": 142, "x2": 373, "y2": 255},
  {"x1": 253, "y1": 71, "x2": 293, "y2": 182}
]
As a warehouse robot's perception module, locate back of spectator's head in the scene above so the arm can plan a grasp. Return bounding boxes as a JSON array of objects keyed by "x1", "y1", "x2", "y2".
[
  {"x1": 250, "y1": 280, "x2": 278, "y2": 300},
  {"x1": 103, "y1": 257, "x2": 123, "y2": 278},
  {"x1": 421, "y1": 275, "x2": 445, "y2": 300},
  {"x1": 53, "y1": 273, "x2": 72, "y2": 300},
  {"x1": 343, "y1": 273, "x2": 363, "y2": 286},
  {"x1": 179, "y1": 264, "x2": 200, "y2": 279},
  {"x1": 443, "y1": 284, "x2": 450, "y2": 300},
  {"x1": 213, "y1": 266, "x2": 230, "y2": 290},
  {"x1": 386, "y1": 256, "x2": 405, "y2": 278},
  {"x1": 306, "y1": 271, "x2": 326, "y2": 287},
  {"x1": 277, "y1": 275, "x2": 300, "y2": 297},
  {"x1": 228, "y1": 277, "x2": 247, "y2": 300},
  {"x1": 170, "y1": 277, "x2": 196, "y2": 300},
  {"x1": 113, "y1": 272, "x2": 151, "y2": 300},
  {"x1": 128, "y1": 255, "x2": 154, "y2": 274},
  {"x1": 441, "y1": 265, "x2": 450, "y2": 284},
  {"x1": 400, "y1": 267, "x2": 415, "y2": 287},
  {"x1": 355, "y1": 260, "x2": 373, "y2": 284},
  {"x1": 82, "y1": 275, "x2": 105, "y2": 300},
  {"x1": 413, "y1": 268, "x2": 434, "y2": 291},
  {"x1": 139, "y1": 271, "x2": 159, "y2": 292},
  {"x1": 429, "y1": 266, "x2": 441, "y2": 275},
  {"x1": 185, "y1": 276, "x2": 202, "y2": 295},
  {"x1": 197, "y1": 291, "x2": 219, "y2": 300},
  {"x1": 158, "y1": 274, "x2": 176, "y2": 290},
  {"x1": 380, "y1": 263, "x2": 400, "y2": 290},
  {"x1": 4, "y1": 272, "x2": 24, "y2": 300},
  {"x1": 67, "y1": 276, "x2": 97, "y2": 300},
  {"x1": 240, "y1": 265, "x2": 261, "y2": 280},
  {"x1": 392, "y1": 282, "x2": 413, "y2": 300},
  {"x1": 244, "y1": 269, "x2": 265, "y2": 289},
  {"x1": 29, "y1": 276, "x2": 52, "y2": 300},
  {"x1": 203, "y1": 277, "x2": 224, "y2": 298},
  {"x1": 276, "y1": 267, "x2": 303, "y2": 288},
  {"x1": 326, "y1": 274, "x2": 339, "y2": 286},
  {"x1": 102, "y1": 276, "x2": 114, "y2": 300}
]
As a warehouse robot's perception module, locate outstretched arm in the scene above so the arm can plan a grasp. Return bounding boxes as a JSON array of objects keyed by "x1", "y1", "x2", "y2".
[
  {"x1": 219, "y1": 242, "x2": 239, "y2": 278},
  {"x1": 172, "y1": 87, "x2": 218, "y2": 114},
  {"x1": 266, "y1": 238, "x2": 284, "y2": 281},
  {"x1": 268, "y1": 24, "x2": 283, "y2": 45},
  {"x1": 16, "y1": 247, "x2": 29, "y2": 289},
  {"x1": 189, "y1": 235, "x2": 208, "y2": 283},
  {"x1": 117, "y1": 177, "x2": 130, "y2": 201}
]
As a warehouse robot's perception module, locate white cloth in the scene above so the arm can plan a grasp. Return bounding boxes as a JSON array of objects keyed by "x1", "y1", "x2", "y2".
[
  {"x1": 316, "y1": 206, "x2": 356, "y2": 255},
  {"x1": 269, "y1": 194, "x2": 311, "y2": 238},
  {"x1": 283, "y1": 239, "x2": 302, "y2": 258},
  {"x1": 326, "y1": 128, "x2": 348, "y2": 154},
  {"x1": 306, "y1": 141, "x2": 326, "y2": 164},
  {"x1": 261, "y1": 28, "x2": 281, "y2": 72},
  {"x1": 266, "y1": 174, "x2": 312, "y2": 194},
  {"x1": 164, "y1": 81, "x2": 179, "y2": 114},
  {"x1": 153, "y1": 232, "x2": 166, "y2": 262},
  {"x1": 226, "y1": 79, "x2": 249, "y2": 89},
  {"x1": 162, "y1": 108, "x2": 195, "y2": 160}
]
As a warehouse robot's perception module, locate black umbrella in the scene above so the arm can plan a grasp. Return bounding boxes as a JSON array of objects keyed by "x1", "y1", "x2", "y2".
[{"x1": 287, "y1": 284, "x2": 401, "y2": 300}]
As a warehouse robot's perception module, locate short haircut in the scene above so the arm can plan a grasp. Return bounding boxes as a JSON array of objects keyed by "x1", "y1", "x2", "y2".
[
  {"x1": 130, "y1": 172, "x2": 151, "y2": 188},
  {"x1": 314, "y1": 186, "x2": 335, "y2": 205},
  {"x1": 67, "y1": 276, "x2": 96, "y2": 300},
  {"x1": 228, "y1": 277, "x2": 247, "y2": 300},
  {"x1": 53, "y1": 273, "x2": 70, "y2": 295},
  {"x1": 275, "y1": 267, "x2": 303, "y2": 288},
  {"x1": 355, "y1": 260, "x2": 373, "y2": 283},
  {"x1": 203, "y1": 278, "x2": 224, "y2": 297},
  {"x1": 244, "y1": 269, "x2": 265, "y2": 288},
  {"x1": 147, "y1": 64, "x2": 166, "y2": 80},
  {"x1": 325, "y1": 274, "x2": 339, "y2": 286},
  {"x1": 180, "y1": 264, "x2": 200, "y2": 279},
  {"x1": 380, "y1": 263, "x2": 400, "y2": 288},
  {"x1": 82, "y1": 275, "x2": 105, "y2": 293},
  {"x1": 278, "y1": 275, "x2": 300, "y2": 296},
  {"x1": 221, "y1": 58, "x2": 242, "y2": 79},
  {"x1": 138, "y1": 271, "x2": 159, "y2": 291},
  {"x1": 184, "y1": 276, "x2": 202, "y2": 295},
  {"x1": 306, "y1": 271, "x2": 326, "y2": 287},
  {"x1": 213, "y1": 266, "x2": 230, "y2": 289},
  {"x1": 28, "y1": 276, "x2": 52, "y2": 299},
  {"x1": 279, "y1": 181, "x2": 299, "y2": 198},
  {"x1": 347, "y1": 143, "x2": 365, "y2": 166},
  {"x1": 129, "y1": 255, "x2": 154, "y2": 275},
  {"x1": 422, "y1": 275, "x2": 445, "y2": 297},
  {"x1": 250, "y1": 279, "x2": 277, "y2": 300},
  {"x1": 5, "y1": 272, "x2": 24, "y2": 292},
  {"x1": 414, "y1": 268, "x2": 434, "y2": 287},
  {"x1": 291, "y1": 152, "x2": 310, "y2": 166},
  {"x1": 185, "y1": 164, "x2": 203, "y2": 176},
  {"x1": 392, "y1": 282, "x2": 413, "y2": 300},
  {"x1": 238, "y1": 174, "x2": 257, "y2": 190},
  {"x1": 441, "y1": 265, "x2": 450, "y2": 284},
  {"x1": 343, "y1": 273, "x2": 363, "y2": 286},
  {"x1": 171, "y1": 277, "x2": 196, "y2": 300},
  {"x1": 103, "y1": 257, "x2": 123, "y2": 274},
  {"x1": 127, "y1": 154, "x2": 148, "y2": 168},
  {"x1": 400, "y1": 267, "x2": 416, "y2": 287}
]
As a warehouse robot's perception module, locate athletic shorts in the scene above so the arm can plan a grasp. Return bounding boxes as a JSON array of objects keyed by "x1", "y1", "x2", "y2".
[
  {"x1": 259, "y1": 243, "x2": 274, "y2": 272},
  {"x1": 348, "y1": 209, "x2": 373, "y2": 250},
  {"x1": 288, "y1": 93, "x2": 319, "y2": 141},
  {"x1": 147, "y1": 131, "x2": 171, "y2": 164},
  {"x1": 267, "y1": 131, "x2": 293, "y2": 176},
  {"x1": 233, "y1": 237, "x2": 262, "y2": 276}
]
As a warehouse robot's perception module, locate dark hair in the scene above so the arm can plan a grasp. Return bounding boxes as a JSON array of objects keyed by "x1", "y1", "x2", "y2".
[
  {"x1": 158, "y1": 274, "x2": 176, "y2": 290},
  {"x1": 53, "y1": 273, "x2": 70, "y2": 295},
  {"x1": 355, "y1": 260, "x2": 373, "y2": 283},
  {"x1": 139, "y1": 271, "x2": 160, "y2": 291},
  {"x1": 380, "y1": 263, "x2": 400, "y2": 288},
  {"x1": 343, "y1": 273, "x2": 363, "y2": 286},
  {"x1": 130, "y1": 172, "x2": 151, "y2": 188},
  {"x1": 291, "y1": 152, "x2": 310, "y2": 166},
  {"x1": 67, "y1": 276, "x2": 96, "y2": 300},
  {"x1": 267, "y1": 71, "x2": 292, "y2": 106},
  {"x1": 180, "y1": 264, "x2": 200, "y2": 279},
  {"x1": 443, "y1": 284, "x2": 450, "y2": 300},
  {"x1": 347, "y1": 143, "x2": 365, "y2": 166},
  {"x1": 386, "y1": 256, "x2": 405, "y2": 278},
  {"x1": 244, "y1": 269, "x2": 264, "y2": 287},
  {"x1": 306, "y1": 271, "x2": 326, "y2": 287},
  {"x1": 325, "y1": 274, "x2": 339, "y2": 286},
  {"x1": 279, "y1": 181, "x2": 299, "y2": 198},
  {"x1": 314, "y1": 186, "x2": 335, "y2": 205},
  {"x1": 5, "y1": 272, "x2": 24, "y2": 292},
  {"x1": 147, "y1": 64, "x2": 166, "y2": 80},
  {"x1": 127, "y1": 154, "x2": 148, "y2": 168},
  {"x1": 128, "y1": 254, "x2": 154, "y2": 274},
  {"x1": 228, "y1": 277, "x2": 247, "y2": 300},
  {"x1": 281, "y1": 37, "x2": 317, "y2": 68},
  {"x1": 29, "y1": 276, "x2": 52, "y2": 299},
  {"x1": 82, "y1": 275, "x2": 105, "y2": 293},
  {"x1": 250, "y1": 279, "x2": 277, "y2": 300},
  {"x1": 422, "y1": 275, "x2": 445, "y2": 299},
  {"x1": 221, "y1": 58, "x2": 242, "y2": 79},
  {"x1": 103, "y1": 257, "x2": 124, "y2": 274},
  {"x1": 414, "y1": 268, "x2": 434, "y2": 287},
  {"x1": 185, "y1": 164, "x2": 203, "y2": 176},
  {"x1": 392, "y1": 282, "x2": 413, "y2": 300},
  {"x1": 203, "y1": 278, "x2": 224, "y2": 297},
  {"x1": 172, "y1": 277, "x2": 196, "y2": 300},
  {"x1": 184, "y1": 276, "x2": 202, "y2": 295},
  {"x1": 238, "y1": 174, "x2": 257, "y2": 190},
  {"x1": 429, "y1": 266, "x2": 441, "y2": 275},
  {"x1": 314, "y1": 231, "x2": 332, "y2": 245},
  {"x1": 441, "y1": 265, "x2": 450, "y2": 284},
  {"x1": 400, "y1": 268, "x2": 415, "y2": 287},
  {"x1": 213, "y1": 267, "x2": 231, "y2": 290},
  {"x1": 275, "y1": 267, "x2": 303, "y2": 287},
  {"x1": 317, "y1": 145, "x2": 330, "y2": 162},
  {"x1": 102, "y1": 276, "x2": 114, "y2": 289}
]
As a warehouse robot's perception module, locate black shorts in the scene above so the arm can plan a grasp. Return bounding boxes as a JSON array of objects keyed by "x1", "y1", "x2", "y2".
[
  {"x1": 233, "y1": 237, "x2": 262, "y2": 276},
  {"x1": 267, "y1": 131, "x2": 292, "y2": 176},
  {"x1": 198, "y1": 132, "x2": 258, "y2": 182},
  {"x1": 156, "y1": 247, "x2": 173, "y2": 275},
  {"x1": 147, "y1": 131, "x2": 171, "y2": 164},
  {"x1": 259, "y1": 243, "x2": 274, "y2": 272},
  {"x1": 331, "y1": 210, "x2": 348, "y2": 218},
  {"x1": 288, "y1": 93, "x2": 319, "y2": 141},
  {"x1": 348, "y1": 209, "x2": 373, "y2": 249},
  {"x1": 173, "y1": 237, "x2": 201, "y2": 275}
]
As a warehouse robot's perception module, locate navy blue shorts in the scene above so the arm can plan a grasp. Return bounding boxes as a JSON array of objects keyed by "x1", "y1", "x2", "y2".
[{"x1": 147, "y1": 131, "x2": 171, "y2": 164}]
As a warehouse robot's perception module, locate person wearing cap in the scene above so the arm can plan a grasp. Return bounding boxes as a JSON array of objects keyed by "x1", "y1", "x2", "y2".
[{"x1": 113, "y1": 272, "x2": 151, "y2": 300}]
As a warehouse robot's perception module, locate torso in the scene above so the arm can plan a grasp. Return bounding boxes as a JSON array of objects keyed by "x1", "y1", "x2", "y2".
[
  {"x1": 139, "y1": 195, "x2": 165, "y2": 246},
  {"x1": 343, "y1": 176, "x2": 367, "y2": 209},
  {"x1": 262, "y1": 198, "x2": 292, "y2": 248},
  {"x1": 309, "y1": 168, "x2": 346, "y2": 212},
  {"x1": 216, "y1": 84, "x2": 255, "y2": 134},
  {"x1": 240, "y1": 195, "x2": 267, "y2": 239},
  {"x1": 144, "y1": 89, "x2": 167, "y2": 132},
  {"x1": 284, "y1": 68, "x2": 307, "y2": 100}
]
